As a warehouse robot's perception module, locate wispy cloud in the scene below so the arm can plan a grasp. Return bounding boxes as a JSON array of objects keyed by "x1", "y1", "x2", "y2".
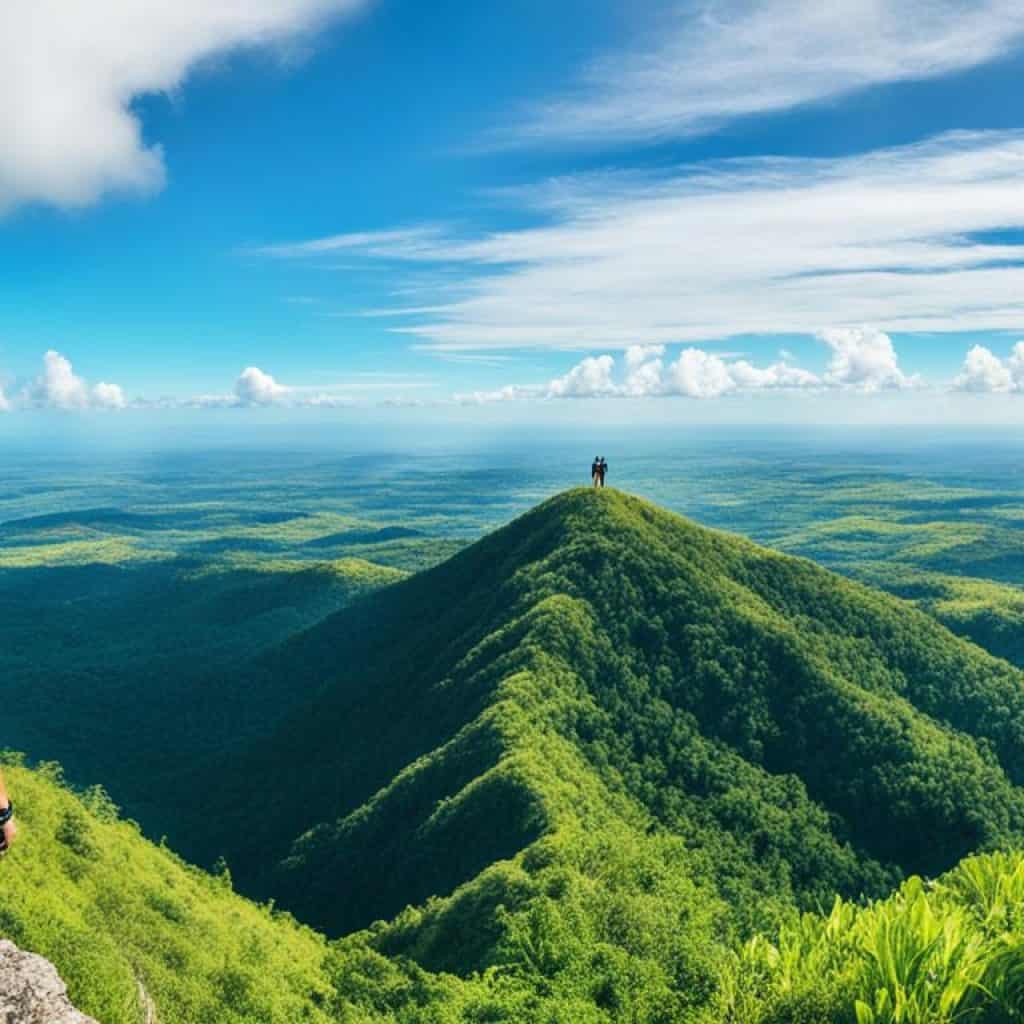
[
  {"x1": 509, "y1": 0, "x2": 1024, "y2": 146},
  {"x1": 429, "y1": 352, "x2": 518, "y2": 367},
  {"x1": 263, "y1": 132, "x2": 1024, "y2": 351},
  {"x1": 0, "y1": 0, "x2": 369, "y2": 214},
  {"x1": 253, "y1": 227, "x2": 448, "y2": 259}
]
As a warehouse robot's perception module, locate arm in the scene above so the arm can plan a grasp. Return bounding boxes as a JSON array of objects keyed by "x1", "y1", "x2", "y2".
[{"x1": 0, "y1": 771, "x2": 16, "y2": 852}]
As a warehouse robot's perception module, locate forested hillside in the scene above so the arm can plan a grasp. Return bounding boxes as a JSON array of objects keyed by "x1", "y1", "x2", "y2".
[
  {"x1": 0, "y1": 554, "x2": 403, "y2": 832},
  {"x1": 6, "y1": 488, "x2": 1024, "y2": 1022},
  {"x1": 172, "y1": 490, "x2": 1024, "y2": 959},
  {"x1": 6, "y1": 752, "x2": 1024, "y2": 1023}
]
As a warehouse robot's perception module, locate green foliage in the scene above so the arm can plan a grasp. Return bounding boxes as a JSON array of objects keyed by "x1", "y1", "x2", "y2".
[
  {"x1": 0, "y1": 537, "x2": 172, "y2": 568},
  {"x1": 0, "y1": 552, "x2": 404, "y2": 832},
  {"x1": 720, "y1": 853, "x2": 1024, "y2": 1024},
  {"x1": 0, "y1": 758, "x2": 334, "y2": 1024},
  {"x1": 5, "y1": 486, "x2": 1024, "y2": 1023},
  {"x1": 8, "y1": 745, "x2": 1024, "y2": 1024},
  {"x1": 193, "y1": 490, "x2": 1024, "y2": 944},
  {"x1": 848, "y1": 562, "x2": 1024, "y2": 667}
]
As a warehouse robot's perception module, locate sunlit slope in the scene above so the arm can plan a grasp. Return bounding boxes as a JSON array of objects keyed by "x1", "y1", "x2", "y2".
[
  {"x1": 192, "y1": 489, "x2": 1024, "y2": 943},
  {"x1": 6, "y1": 738, "x2": 1024, "y2": 1023},
  {"x1": 0, "y1": 758, "x2": 335, "y2": 1024}
]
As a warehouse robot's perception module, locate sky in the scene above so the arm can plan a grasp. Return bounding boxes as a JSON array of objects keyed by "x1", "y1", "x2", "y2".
[{"x1": 7, "y1": 0, "x2": 1024, "y2": 432}]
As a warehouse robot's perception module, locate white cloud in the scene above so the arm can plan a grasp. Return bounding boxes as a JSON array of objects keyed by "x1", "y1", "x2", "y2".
[
  {"x1": 234, "y1": 366, "x2": 290, "y2": 406},
  {"x1": 34, "y1": 351, "x2": 89, "y2": 409},
  {"x1": 191, "y1": 366, "x2": 353, "y2": 408},
  {"x1": 953, "y1": 342, "x2": 1024, "y2": 392},
  {"x1": 666, "y1": 348, "x2": 737, "y2": 399},
  {"x1": 623, "y1": 344, "x2": 666, "y2": 396},
  {"x1": 0, "y1": 0, "x2": 367, "y2": 213},
  {"x1": 454, "y1": 385, "x2": 538, "y2": 405},
  {"x1": 462, "y1": 345, "x2": 827, "y2": 403},
  {"x1": 1007, "y1": 344, "x2": 1024, "y2": 387},
  {"x1": 271, "y1": 133, "x2": 1024, "y2": 351},
  {"x1": 255, "y1": 227, "x2": 446, "y2": 259},
  {"x1": 819, "y1": 327, "x2": 918, "y2": 392},
  {"x1": 729, "y1": 358, "x2": 820, "y2": 391},
  {"x1": 91, "y1": 380, "x2": 127, "y2": 409},
  {"x1": 547, "y1": 355, "x2": 617, "y2": 398},
  {"x1": 954, "y1": 344, "x2": 1012, "y2": 392},
  {"x1": 24, "y1": 350, "x2": 127, "y2": 410},
  {"x1": 513, "y1": 0, "x2": 1024, "y2": 146},
  {"x1": 301, "y1": 393, "x2": 353, "y2": 407}
]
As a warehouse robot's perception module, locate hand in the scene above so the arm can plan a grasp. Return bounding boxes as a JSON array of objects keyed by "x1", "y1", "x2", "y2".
[{"x1": 0, "y1": 817, "x2": 16, "y2": 855}]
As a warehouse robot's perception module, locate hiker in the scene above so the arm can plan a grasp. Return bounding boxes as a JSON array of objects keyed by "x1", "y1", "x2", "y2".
[
  {"x1": 598, "y1": 457, "x2": 608, "y2": 488},
  {"x1": 592, "y1": 456, "x2": 601, "y2": 488},
  {"x1": 0, "y1": 771, "x2": 15, "y2": 856}
]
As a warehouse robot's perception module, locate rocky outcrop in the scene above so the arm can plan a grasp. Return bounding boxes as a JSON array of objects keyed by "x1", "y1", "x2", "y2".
[{"x1": 0, "y1": 940, "x2": 97, "y2": 1024}]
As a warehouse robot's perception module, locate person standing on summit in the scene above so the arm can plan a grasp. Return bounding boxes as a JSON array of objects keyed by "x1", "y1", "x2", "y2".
[
  {"x1": 592, "y1": 456, "x2": 601, "y2": 488},
  {"x1": 596, "y1": 457, "x2": 608, "y2": 488}
]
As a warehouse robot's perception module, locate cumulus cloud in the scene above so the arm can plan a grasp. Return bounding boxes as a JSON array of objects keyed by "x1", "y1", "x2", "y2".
[
  {"x1": 0, "y1": 0, "x2": 367, "y2": 213},
  {"x1": 953, "y1": 342, "x2": 1024, "y2": 392},
  {"x1": 193, "y1": 366, "x2": 351, "y2": 408},
  {"x1": 268, "y1": 132, "x2": 1024, "y2": 351},
  {"x1": 953, "y1": 345, "x2": 1013, "y2": 393},
  {"x1": 729, "y1": 358, "x2": 820, "y2": 391},
  {"x1": 623, "y1": 344, "x2": 666, "y2": 397},
  {"x1": 819, "y1": 327, "x2": 918, "y2": 392},
  {"x1": 463, "y1": 345, "x2": 826, "y2": 403},
  {"x1": 24, "y1": 350, "x2": 127, "y2": 410},
  {"x1": 90, "y1": 380, "x2": 127, "y2": 409},
  {"x1": 547, "y1": 355, "x2": 617, "y2": 398},
  {"x1": 513, "y1": 0, "x2": 1024, "y2": 146},
  {"x1": 666, "y1": 349, "x2": 737, "y2": 399},
  {"x1": 234, "y1": 366, "x2": 290, "y2": 406}
]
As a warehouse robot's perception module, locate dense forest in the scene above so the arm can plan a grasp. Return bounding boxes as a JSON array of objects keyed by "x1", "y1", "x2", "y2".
[
  {"x1": 4, "y1": 488, "x2": 1024, "y2": 1021},
  {"x1": 180, "y1": 492, "x2": 1024, "y2": 929}
]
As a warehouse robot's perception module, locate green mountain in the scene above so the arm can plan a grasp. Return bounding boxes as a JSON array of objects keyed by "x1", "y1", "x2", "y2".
[
  {"x1": 175, "y1": 489, "x2": 1024, "y2": 958},
  {"x1": 7, "y1": 488, "x2": 1024, "y2": 1023}
]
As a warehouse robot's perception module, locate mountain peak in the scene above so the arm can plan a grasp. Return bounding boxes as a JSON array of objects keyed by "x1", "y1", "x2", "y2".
[
  {"x1": 188, "y1": 488, "x2": 1024, "y2": 949},
  {"x1": 462, "y1": 486, "x2": 713, "y2": 571}
]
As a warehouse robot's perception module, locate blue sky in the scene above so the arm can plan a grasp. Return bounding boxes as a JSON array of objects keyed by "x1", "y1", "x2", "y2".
[{"x1": 6, "y1": 0, "x2": 1024, "y2": 428}]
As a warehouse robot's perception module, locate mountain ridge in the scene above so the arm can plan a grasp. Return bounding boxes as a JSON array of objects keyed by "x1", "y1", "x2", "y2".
[{"x1": 170, "y1": 488, "x2": 1024, "y2": 958}]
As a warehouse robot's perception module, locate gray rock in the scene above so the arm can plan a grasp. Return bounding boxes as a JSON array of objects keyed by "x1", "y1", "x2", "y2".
[{"x1": 0, "y1": 940, "x2": 97, "y2": 1024}]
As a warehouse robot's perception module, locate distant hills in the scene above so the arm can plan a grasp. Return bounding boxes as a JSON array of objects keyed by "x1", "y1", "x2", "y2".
[{"x1": 0, "y1": 553, "x2": 401, "y2": 824}]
